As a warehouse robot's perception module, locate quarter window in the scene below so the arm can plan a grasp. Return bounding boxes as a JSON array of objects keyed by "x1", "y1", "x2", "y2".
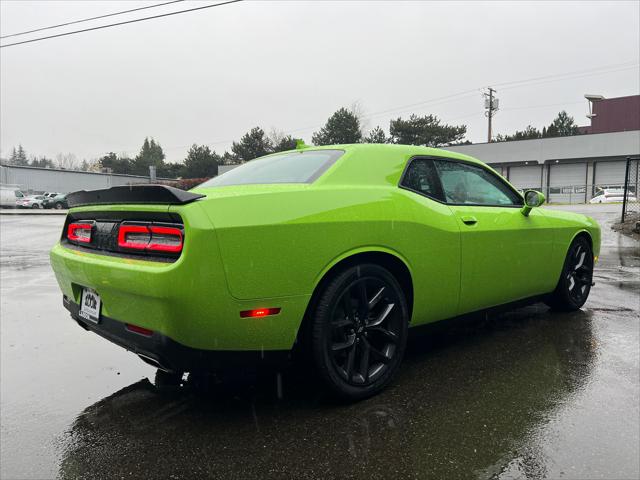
[
  {"x1": 433, "y1": 160, "x2": 522, "y2": 206},
  {"x1": 400, "y1": 159, "x2": 444, "y2": 201}
]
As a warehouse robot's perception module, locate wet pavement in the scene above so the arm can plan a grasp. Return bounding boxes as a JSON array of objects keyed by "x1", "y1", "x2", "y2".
[{"x1": 1, "y1": 204, "x2": 638, "y2": 479}]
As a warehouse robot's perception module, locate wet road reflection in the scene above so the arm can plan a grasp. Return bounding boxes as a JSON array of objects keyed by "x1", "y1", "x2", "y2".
[
  {"x1": 1, "y1": 206, "x2": 638, "y2": 480},
  {"x1": 57, "y1": 308, "x2": 598, "y2": 479}
]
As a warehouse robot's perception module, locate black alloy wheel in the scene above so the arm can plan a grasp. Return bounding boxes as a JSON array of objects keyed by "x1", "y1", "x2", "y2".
[
  {"x1": 546, "y1": 236, "x2": 594, "y2": 311},
  {"x1": 311, "y1": 264, "x2": 409, "y2": 400}
]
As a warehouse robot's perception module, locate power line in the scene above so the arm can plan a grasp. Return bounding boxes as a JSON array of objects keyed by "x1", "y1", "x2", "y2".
[
  {"x1": 494, "y1": 61, "x2": 639, "y2": 90},
  {"x1": 197, "y1": 61, "x2": 636, "y2": 148},
  {"x1": 501, "y1": 100, "x2": 584, "y2": 112},
  {"x1": 0, "y1": 0, "x2": 243, "y2": 48},
  {"x1": 0, "y1": 0, "x2": 185, "y2": 39}
]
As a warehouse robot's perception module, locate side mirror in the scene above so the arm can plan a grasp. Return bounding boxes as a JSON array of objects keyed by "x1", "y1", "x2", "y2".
[{"x1": 521, "y1": 190, "x2": 545, "y2": 216}]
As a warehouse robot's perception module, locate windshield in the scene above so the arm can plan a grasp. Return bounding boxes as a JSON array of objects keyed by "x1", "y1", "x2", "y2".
[{"x1": 199, "y1": 150, "x2": 343, "y2": 188}]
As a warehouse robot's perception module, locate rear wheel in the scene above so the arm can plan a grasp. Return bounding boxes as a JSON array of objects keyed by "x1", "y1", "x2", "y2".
[
  {"x1": 54, "y1": 202, "x2": 64, "y2": 210},
  {"x1": 310, "y1": 264, "x2": 409, "y2": 401},
  {"x1": 546, "y1": 236, "x2": 594, "y2": 311}
]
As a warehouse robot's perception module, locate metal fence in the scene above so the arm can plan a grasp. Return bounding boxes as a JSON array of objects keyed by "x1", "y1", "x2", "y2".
[{"x1": 622, "y1": 156, "x2": 640, "y2": 222}]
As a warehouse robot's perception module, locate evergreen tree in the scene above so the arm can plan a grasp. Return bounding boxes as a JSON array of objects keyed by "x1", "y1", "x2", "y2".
[
  {"x1": 231, "y1": 127, "x2": 273, "y2": 162},
  {"x1": 269, "y1": 130, "x2": 298, "y2": 153},
  {"x1": 158, "y1": 162, "x2": 184, "y2": 179},
  {"x1": 220, "y1": 151, "x2": 237, "y2": 165},
  {"x1": 543, "y1": 111, "x2": 580, "y2": 138},
  {"x1": 133, "y1": 137, "x2": 166, "y2": 175},
  {"x1": 30, "y1": 156, "x2": 55, "y2": 168},
  {"x1": 10, "y1": 145, "x2": 29, "y2": 165},
  {"x1": 312, "y1": 107, "x2": 362, "y2": 145},
  {"x1": 363, "y1": 126, "x2": 388, "y2": 143},
  {"x1": 495, "y1": 125, "x2": 542, "y2": 142},
  {"x1": 182, "y1": 144, "x2": 219, "y2": 178},
  {"x1": 389, "y1": 114, "x2": 467, "y2": 146},
  {"x1": 99, "y1": 152, "x2": 134, "y2": 174}
]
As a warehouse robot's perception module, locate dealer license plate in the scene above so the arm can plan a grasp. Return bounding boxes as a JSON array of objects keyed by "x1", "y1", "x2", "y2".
[{"x1": 79, "y1": 288, "x2": 101, "y2": 324}]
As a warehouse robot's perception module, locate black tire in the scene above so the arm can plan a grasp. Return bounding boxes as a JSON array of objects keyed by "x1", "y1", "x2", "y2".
[
  {"x1": 54, "y1": 202, "x2": 64, "y2": 210},
  {"x1": 545, "y1": 236, "x2": 594, "y2": 311},
  {"x1": 31, "y1": 203, "x2": 40, "y2": 209},
  {"x1": 310, "y1": 263, "x2": 409, "y2": 401}
]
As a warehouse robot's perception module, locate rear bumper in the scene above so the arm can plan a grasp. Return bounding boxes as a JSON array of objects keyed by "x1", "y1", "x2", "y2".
[
  {"x1": 63, "y1": 296, "x2": 291, "y2": 372},
  {"x1": 51, "y1": 237, "x2": 310, "y2": 351}
]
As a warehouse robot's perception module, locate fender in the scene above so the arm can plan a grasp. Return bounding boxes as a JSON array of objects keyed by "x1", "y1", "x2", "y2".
[{"x1": 311, "y1": 245, "x2": 414, "y2": 293}]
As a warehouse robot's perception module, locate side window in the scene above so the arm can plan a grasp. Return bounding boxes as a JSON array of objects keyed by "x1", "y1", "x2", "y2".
[
  {"x1": 433, "y1": 160, "x2": 522, "y2": 206},
  {"x1": 400, "y1": 159, "x2": 444, "y2": 201}
]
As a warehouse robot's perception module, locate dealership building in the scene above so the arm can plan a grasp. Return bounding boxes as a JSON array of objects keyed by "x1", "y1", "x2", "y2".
[{"x1": 446, "y1": 95, "x2": 640, "y2": 203}]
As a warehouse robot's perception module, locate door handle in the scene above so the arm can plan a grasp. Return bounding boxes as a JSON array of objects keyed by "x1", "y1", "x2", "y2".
[{"x1": 461, "y1": 215, "x2": 478, "y2": 225}]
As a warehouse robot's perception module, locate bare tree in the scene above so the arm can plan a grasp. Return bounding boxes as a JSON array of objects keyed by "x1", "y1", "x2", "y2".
[
  {"x1": 350, "y1": 100, "x2": 370, "y2": 136},
  {"x1": 55, "y1": 153, "x2": 80, "y2": 170}
]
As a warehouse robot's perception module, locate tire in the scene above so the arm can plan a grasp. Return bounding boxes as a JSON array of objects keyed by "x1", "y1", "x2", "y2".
[
  {"x1": 54, "y1": 202, "x2": 64, "y2": 210},
  {"x1": 545, "y1": 236, "x2": 594, "y2": 311},
  {"x1": 310, "y1": 263, "x2": 409, "y2": 401},
  {"x1": 31, "y1": 204, "x2": 40, "y2": 209}
]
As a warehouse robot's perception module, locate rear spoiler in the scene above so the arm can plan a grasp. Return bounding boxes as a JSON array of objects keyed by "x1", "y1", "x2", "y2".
[{"x1": 67, "y1": 185, "x2": 205, "y2": 208}]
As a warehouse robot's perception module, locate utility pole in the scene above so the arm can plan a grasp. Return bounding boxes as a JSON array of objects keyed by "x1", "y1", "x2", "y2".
[{"x1": 485, "y1": 87, "x2": 498, "y2": 142}]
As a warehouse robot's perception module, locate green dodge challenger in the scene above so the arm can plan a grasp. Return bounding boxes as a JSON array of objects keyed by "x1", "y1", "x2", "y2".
[{"x1": 50, "y1": 144, "x2": 600, "y2": 399}]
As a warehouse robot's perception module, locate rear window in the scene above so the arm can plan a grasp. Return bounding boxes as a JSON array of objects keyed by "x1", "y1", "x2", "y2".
[{"x1": 199, "y1": 150, "x2": 343, "y2": 187}]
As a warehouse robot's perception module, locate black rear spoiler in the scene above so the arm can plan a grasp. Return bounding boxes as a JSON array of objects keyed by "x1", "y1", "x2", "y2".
[{"x1": 67, "y1": 185, "x2": 205, "y2": 208}]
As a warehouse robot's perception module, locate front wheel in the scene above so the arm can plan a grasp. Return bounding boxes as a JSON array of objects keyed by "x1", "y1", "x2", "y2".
[
  {"x1": 31, "y1": 204, "x2": 40, "y2": 209},
  {"x1": 545, "y1": 236, "x2": 594, "y2": 311},
  {"x1": 310, "y1": 264, "x2": 409, "y2": 401},
  {"x1": 54, "y1": 202, "x2": 64, "y2": 210}
]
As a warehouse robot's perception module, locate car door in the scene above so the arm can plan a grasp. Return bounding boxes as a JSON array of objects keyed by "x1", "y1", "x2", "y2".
[
  {"x1": 432, "y1": 158, "x2": 554, "y2": 314},
  {"x1": 398, "y1": 158, "x2": 461, "y2": 324}
]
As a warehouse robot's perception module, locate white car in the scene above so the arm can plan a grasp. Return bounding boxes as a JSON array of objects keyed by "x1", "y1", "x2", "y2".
[
  {"x1": 16, "y1": 195, "x2": 45, "y2": 209},
  {"x1": 589, "y1": 189, "x2": 637, "y2": 204}
]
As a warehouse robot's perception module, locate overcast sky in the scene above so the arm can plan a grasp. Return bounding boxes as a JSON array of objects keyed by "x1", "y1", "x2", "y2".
[{"x1": 1, "y1": 0, "x2": 639, "y2": 163}]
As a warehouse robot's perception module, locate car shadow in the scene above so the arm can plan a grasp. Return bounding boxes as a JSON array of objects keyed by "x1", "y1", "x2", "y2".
[{"x1": 57, "y1": 304, "x2": 596, "y2": 480}]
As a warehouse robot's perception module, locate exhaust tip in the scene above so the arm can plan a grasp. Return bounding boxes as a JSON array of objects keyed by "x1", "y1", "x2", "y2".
[{"x1": 137, "y1": 353, "x2": 172, "y2": 372}]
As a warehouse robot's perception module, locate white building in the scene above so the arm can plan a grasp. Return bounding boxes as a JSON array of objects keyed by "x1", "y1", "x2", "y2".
[{"x1": 445, "y1": 130, "x2": 640, "y2": 203}]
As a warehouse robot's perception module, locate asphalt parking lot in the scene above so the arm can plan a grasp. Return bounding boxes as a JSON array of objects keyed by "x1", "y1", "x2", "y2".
[{"x1": 1, "y1": 204, "x2": 638, "y2": 479}]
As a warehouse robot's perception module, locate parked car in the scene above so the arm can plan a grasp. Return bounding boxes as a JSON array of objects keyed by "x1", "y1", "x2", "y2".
[
  {"x1": 50, "y1": 144, "x2": 601, "y2": 400},
  {"x1": 42, "y1": 193, "x2": 69, "y2": 210},
  {"x1": 43, "y1": 192, "x2": 61, "y2": 199},
  {"x1": 589, "y1": 189, "x2": 637, "y2": 204},
  {"x1": 16, "y1": 195, "x2": 45, "y2": 209},
  {"x1": 0, "y1": 185, "x2": 25, "y2": 208}
]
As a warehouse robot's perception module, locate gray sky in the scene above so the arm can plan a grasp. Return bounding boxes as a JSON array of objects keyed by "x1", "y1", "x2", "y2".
[{"x1": 1, "y1": 0, "x2": 639, "y2": 163}]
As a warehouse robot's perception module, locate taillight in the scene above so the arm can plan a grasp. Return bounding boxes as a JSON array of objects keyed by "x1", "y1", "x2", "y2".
[
  {"x1": 67, "y1": 222, "x2": 93, "y2": 243},
  {"x1": 118, "y1": 223, "x2": 183, "y2": 253},
  {"x1": 118, "y1": 225, "x2": 151, "y2": 250},
  {"x1": 147, "y1": 226, "x2": 183, "y2": 253}
]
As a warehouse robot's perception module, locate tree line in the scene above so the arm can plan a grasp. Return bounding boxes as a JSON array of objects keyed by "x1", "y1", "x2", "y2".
[
  {"x1": 2, "y1": 107, "x2": 583, "y2": 180},
  {"x1": 495, "y1": 110, "x2": 581, "y2": 142}
]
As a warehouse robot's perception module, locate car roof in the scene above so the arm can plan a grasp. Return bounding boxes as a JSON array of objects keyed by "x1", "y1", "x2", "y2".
[{"x1": 295, "y1": 143, "x2": 488, "y2": 187}]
